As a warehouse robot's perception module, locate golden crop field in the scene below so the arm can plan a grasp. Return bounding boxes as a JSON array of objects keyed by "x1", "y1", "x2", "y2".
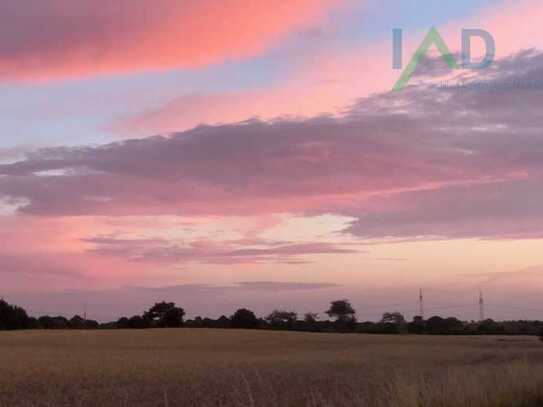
[{"x1": 0, "y1": 329, "x2": 542, "y2": 407}]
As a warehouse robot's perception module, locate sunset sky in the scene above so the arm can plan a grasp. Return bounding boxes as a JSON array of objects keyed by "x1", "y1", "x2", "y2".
[{"x1": 1, "y1": 0, "x2": 543, "y2": 321}]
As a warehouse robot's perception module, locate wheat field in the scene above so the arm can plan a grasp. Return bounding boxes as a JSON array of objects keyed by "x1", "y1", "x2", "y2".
[{"x1": 0, "y1": 329, "x2": 542, "y2": 407}]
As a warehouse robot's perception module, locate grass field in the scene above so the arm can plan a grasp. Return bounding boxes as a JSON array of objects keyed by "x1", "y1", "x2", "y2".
[{"x1": 0, "y1": 330, "x2": 542, "y2": 407}]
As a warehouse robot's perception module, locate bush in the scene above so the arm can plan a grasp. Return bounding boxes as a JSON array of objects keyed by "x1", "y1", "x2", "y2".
[
  {"x1": 162, "y1": 308, "x2": 185, "y2": 327},
  {"x1": 127, "y1": 315, "x2": 152, "y2": 329},
  {"x1": 231, "y1": 308, "x2": 259, "y2": 329},
  {"x1": 38, "y1": 316, "x2": 69, "y2": 329},
  {"x1": 0, "y1": 300, "x2": 30, "y2": 330}
]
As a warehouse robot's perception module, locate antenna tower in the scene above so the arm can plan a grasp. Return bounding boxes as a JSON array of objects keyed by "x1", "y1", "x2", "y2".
[
  {"x1": 479, "y1": 289, "x2": 485, "y2": 321},
  {"x1": 419, "y1": 288, "x2": 425, "y2": 319}
]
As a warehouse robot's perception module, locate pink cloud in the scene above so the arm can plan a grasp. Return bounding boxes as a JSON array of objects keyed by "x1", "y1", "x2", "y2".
[
  {"x1": 460, "y1": 0, "x2": 543, "y2": 59},
  {"x1": 0, "y1": 0, "x2": 340, "y2": 81},
  {"x1": 114, "y1": 0, "x2": 543, "y2": 136},
  {"x1": 113, "y1": 44, "x2": 393, "y2": 136},
  {"x1": 0, "y1": 116, "x2": 489, "y2": 217},
  {"x1": 0, "y1": 215, "x2": 159, "y2": 291},
  {"x1": 4, "y1": 50, "x2": 543, "y2": 242}
]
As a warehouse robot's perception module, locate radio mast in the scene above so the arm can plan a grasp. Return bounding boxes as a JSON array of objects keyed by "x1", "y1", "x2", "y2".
[
  {"x1": 478, "y1": 289, "x2": 485, "y2": 321},
  {"x1": 419, "y1": 288, "x2": 425, "y2": 319}
]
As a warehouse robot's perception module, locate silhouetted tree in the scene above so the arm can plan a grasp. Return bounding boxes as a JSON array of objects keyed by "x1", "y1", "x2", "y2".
[
  {"x1": 266, "y1": 310, "x2": 297, "y2": 329},
  {"x1": 355, "y1": 321, "x2": 377, "y2": 333},
  {"x1": 69, "y1": 315, "x2": 86, "y2": 329},
  {"x1": 144, "y1": 302, "x2": 185, "y2": 327},
  {"x1": 444, "y1": 317, "x2": 463, "y2": 331},
  {"x1": 381, "y1": 312, "x2": 406, "y2": 325},
  {"x1": 230, "y1": 308, "x2": 259, "y2": 329},
  {"x1": 425, "y1": 316, "x2": 446, "y2": 333},
  {"x1": 478, "y1": 319, "x2": 499, "y2": 333},
  {"x1": 3, "y1": 296, "x2": 543, "y2": 336},
  {"x1": 0, "y1": 299, "x2": 30, "y2": 330},
  {"x1": 38, "y1": 316, "x2": 69, "y2": 329},
  {"x1": 201, "y1": 318, "x2": 214, "y2": 328},
  {"x1": 144, "y1": 301, "x2": 174, "y2": 322},
  {"x1": 326, "y1": 299, "x2": 356, "y2": 332},
  {"x1": 216, "y1": 315, "x2": 231, "y2": 329},
  {"x1": 408, "y1": 316, "x2": 426, "y2": 334},
  {"x1": 303, "y1": 313, "x2": 320, "y2": 331},
  {"x1": 127, "y1": 315, "x2": 151, "y2": 329},
  {"x1": 326, "y1": 299, "x2": 356, "y2": 322},
  {"x1": 116, "y1": 317, "x2": 130, "y2": 329},
  {"x1": 162, "y1": 308, "x2": 185, "y2": 327},
  {"x1": 27, "y1": 317, "x2": 40, "y2": 329},
  {"x1": 85, "y1": 319, "x2": 100, "y2": 329},
  {"x1": 304, "y1": 313, "x2": 319, "y2": 324},
  {"x1": 37, "y1": 316, "x2": 53, "y2": 329},
  {"x1": 426, "y1": 316, "x2": 463, "y2": 334},
  {"x1": 379, "y1": 312, "x2": 407, "y2": 334}
]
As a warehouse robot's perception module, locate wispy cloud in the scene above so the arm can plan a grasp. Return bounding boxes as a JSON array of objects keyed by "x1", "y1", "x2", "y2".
[
  {"x1": 82, "y1": 236, "x2": 358, "y2": 265},
  {"x1": 0, "y1": 0, "x2": 340, "y2": 81},
  {"x1": 463, "y1": 266, "x2": 543, "y2": 285},
  {"x1": 236, "y1": 281, "x2": 340, "y2": 290}
]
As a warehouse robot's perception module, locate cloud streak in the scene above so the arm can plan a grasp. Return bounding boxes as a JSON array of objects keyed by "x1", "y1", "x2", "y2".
[
  {"x1": 0, "y1": 0, "x2": 340, "y2": 81},
  {"x1": 82, "y1": 236, "x2": 358, "y2": 265}
]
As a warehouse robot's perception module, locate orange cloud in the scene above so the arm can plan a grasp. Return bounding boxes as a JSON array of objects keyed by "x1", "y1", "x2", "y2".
[{"x1": 0, "y1": 0, "x2": 340, "y2": 81}]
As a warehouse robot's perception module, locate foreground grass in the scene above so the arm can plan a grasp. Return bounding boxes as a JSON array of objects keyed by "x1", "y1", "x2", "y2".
[{"x1": 0, "y1": 329, "x2": 542, "y2": 406}]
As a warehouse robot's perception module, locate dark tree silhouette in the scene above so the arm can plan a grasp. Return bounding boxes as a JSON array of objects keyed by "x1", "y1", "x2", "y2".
[
  {"x1": 127, "y1": 315, "x2": 152, "y2": 329},
  {"x1": 408, "y1": 316, "x2": 426, "y2": 334},
  {"x1": 162, "y1": 308, "x2": 185, "y2": 328},
  {"x1": 84, "y1": 319, "x2": 100, "y2": 329},
  {"x1": 216, "y1": 315, "x2": 231, "y2": 329},
  {"x1": 326, "y1": 299, "x2": 356, "y2": 331},
  {"x1": 69, "y1": 315, "x2": 86, "y2": 329},
  {"x1": 326, "y1": 299, "x2": 356, "y2": 322},
  {"x1": 266, "y1": 310, "x2": 297, "y2": 328},
  {"x1": 144, "y1": 302, "x2": 185, "y2": 328},
  {"x1": 380, "y1": 312, "x2": 407, "y2": 334},
  {"x1": 478, "y1": 319, "x2": 499, "y2": 333},
  {"x1": 230, "y1": 308, "x2": 259, "y2": 329},
  {"x1": 303, "y1": 313, "x2": 320, "y2": 332},
  {"x1": 144, "y1": 301, "x2": 174, "y2": 321},
  {"x1": 1, "y1": 297, "x2": 542, "y2": 336},
  {"x1": 0, "y1": 299, "x2": 30, "y2": 330},
  {"x1": 116, "y1": 317, "x2": 130, "y2": 329},
  {"x1": 304, "y1": 313, "x2": 319, "y2": 324},
  {"x1": 426, "y1": 316, "x2": 463, "y2": 334},
  {"x1": 381, "y1": 312, "x2": 406, "y2": 325},
  {"x1": 38, "y1": 315, "x2": 69, "y2": 329}
]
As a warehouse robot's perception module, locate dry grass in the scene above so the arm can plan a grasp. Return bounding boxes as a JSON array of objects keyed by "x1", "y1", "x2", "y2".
[{"x1": 0, "y1": 329, "x2": 542, "y2": 406}]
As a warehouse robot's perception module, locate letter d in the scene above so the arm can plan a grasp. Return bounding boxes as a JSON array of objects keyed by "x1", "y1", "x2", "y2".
[{"x1": 462, "y1": 29, "x2": 495, "y2": 69}]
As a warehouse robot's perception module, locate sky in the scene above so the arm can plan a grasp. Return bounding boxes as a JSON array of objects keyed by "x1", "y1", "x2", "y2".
[{"x1": 1, "y1": 0, "x2": 543, "y2": 322}]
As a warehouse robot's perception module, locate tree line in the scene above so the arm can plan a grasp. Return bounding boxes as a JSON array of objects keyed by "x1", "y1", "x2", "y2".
[{"x1": 1, "y1": 298, "x2": 542, "y2": 339}]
